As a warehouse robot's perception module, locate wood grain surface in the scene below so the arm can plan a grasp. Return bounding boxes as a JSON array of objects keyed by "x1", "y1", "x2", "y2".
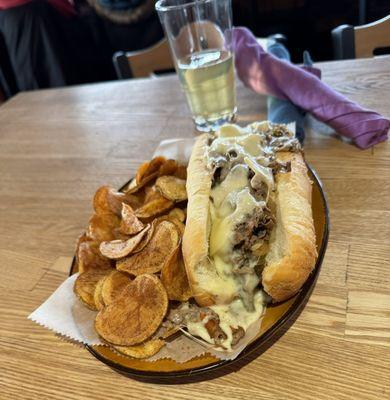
[{"x1": 0, "y1": 56, "x2": 389, "y2": 399}]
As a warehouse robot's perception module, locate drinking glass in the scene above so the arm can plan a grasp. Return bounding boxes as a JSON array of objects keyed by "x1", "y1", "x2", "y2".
[{"x1": 156, "y1": 0, "x2": 236, "y2": 132}]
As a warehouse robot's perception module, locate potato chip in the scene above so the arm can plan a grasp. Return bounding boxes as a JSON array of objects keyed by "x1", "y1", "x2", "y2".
[
  {"x1": 74, "y1": 269, "x2": 110, "y2": 310},
  {"x1": 128, "y1": 158, "x2": 180, "y2": 194},
  {"x1": 168, "y1": 217, "x2": 185, "y2": 236},
  {"x1": 76, "y1": 232, "x2": 90, "y2": 247},
  {"x1": 160, "y1": 326, "x2": 180, "y2": 340},
  {"x1": 124, "y1": 178, "x2": 137, "y2": 193},
  {"x1": 124, "y1": 178, "x2": 144, "y2": 195},
  {"x1": 120, "y1": 203, "x2": 144, "y2": 235},
  {"x1": 86, "y1": 213, "x2": 120, "y2": 242},
  {"x1": 99, "y1": 225, "x2": 150, "y2": 260},
  {"x1": 136, "y1": 156, "x2": 166, "y2": 186},
  {"x1": 135, "y1": 197, "x2": 174, "y2": 220},
  {"x1": 144, "y1": 184, "x2": 162, "y2": 203},
  {"x1": 116, "y1": 220, "x2": 179, "y2": 276},
  {"x1": 95, "y1": 274, "x2": 168, "y2": 345},
  {"x1": 135, "y1": 161, "x2": 151, "y2": 185},
  {"x1": 154, "y1": 215, "x2": 184, "y2": 237},
  {"x1": 156, "y1": 175, "x2": 187, "y2": 202},
  {"x1": 101, "y1": 270, "x2": 132, "y2": 305},
  {"x1": 143, "y1": 156, "x2": 166, "y2": 178},
  {"x1": 124, "y1": 194, "x2": 144, "y2": 210},
  {"x1": 131, "y1": 219, "x2": 156, "y2": 253},
  {"x1": 93, "y1": 186, "x2": 124, "y2": 216},
  {"x1": 168, "y1": 208, "x2": 186, "y2": 222},
  {"x1": 114, "y1": 339, "x2": 165, "y2": 359},
  {"x1": 161, "y1": 246, "x2": 192, "y2": 302},
  {"x1": 77, "y1": 240, "x2": 113, "y2": 273},
  {"x1": 94, "y1": 276, "x2": 106, "y2": 311},
  {"x1": 94, "y1": 186, "x2": 143, "y2": 215},
  {"x1": 174, "y1": 164, "x2": 187, "y2": 180},
  {"x1": 158, "y1": 159, "x2": 178, "y2": 176}
]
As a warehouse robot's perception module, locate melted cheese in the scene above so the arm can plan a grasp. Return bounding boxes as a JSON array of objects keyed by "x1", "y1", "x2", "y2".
[
  {"x1": 208, "y1": 133, "x2": 264, "y2": 162},
  {"x1": 236, "y1": 134, "x2": 264, "y2": 156},
  {"x1": 210, "y1": 291, "x2": 265, "y2": 350},
  {"x1": 211, "y1": 164, "x2": 248, "y2": 211},
  {"x1": 210, "y1": 188, "x2": 265, "y2": 259},
  {"x1": 187, "y1": 321, "x2": 213, "y2": 344},
  {"x1": 186, "y1": 292, "x2": 265, "y2": 351},
  {"x1": 244, "y1": 156, "x2": 274, "y2": 190},
  {"x1": 218, "y1": 123, "x2": 246, "y2": 138},
  {"x1": 208, "y1": 127, "x2": 270, "y2": 264},
  {"x1": 196, "y1": 256, "x2": 239, "y2": 303},
  {"x1": 199, "y1": 126, "x2": 274, "y2": 349}
]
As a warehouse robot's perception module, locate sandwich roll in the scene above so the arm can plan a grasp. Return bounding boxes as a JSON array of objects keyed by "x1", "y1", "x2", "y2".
[
  {"x1": 262, "y1": 151, "x2": 317, "y2": 302},
  {"x1": 180, "y1": 121, "x2": 317, "y2": 350}
]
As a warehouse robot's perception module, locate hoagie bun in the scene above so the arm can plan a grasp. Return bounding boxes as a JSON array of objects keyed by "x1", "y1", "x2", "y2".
[{"x1": 180, "y1": 122, "x2": 317, "y2": 350}]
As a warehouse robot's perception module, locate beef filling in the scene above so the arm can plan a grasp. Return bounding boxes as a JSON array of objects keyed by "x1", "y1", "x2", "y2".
[
  {"x1": 231, "y1": 326, "x2": 245, "y2": 346},
  {"x1": 168, "y1": 304, "x2": 227, "y2": 345},
  {"x1": 232, "y1": 208, "x2": 275, "y2": 254}
]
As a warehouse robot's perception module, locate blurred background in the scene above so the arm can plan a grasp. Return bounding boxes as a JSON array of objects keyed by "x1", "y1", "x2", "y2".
[{"x1": 0, "y1": 0, "x2": 389, "y2": 100}]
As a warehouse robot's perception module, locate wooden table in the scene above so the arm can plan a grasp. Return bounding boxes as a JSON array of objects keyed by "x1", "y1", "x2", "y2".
[{"x1": 1, "y1": 56, "x2": 389, "y2": 399}]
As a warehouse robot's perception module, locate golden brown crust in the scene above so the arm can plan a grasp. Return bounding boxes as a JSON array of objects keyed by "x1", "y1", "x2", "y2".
[
  {"x1": 182, "y1": 134, "x2": 215, "y2": 306},
  {"x1": 262, "y1": 152, "x2": 317, "y2": 302}
]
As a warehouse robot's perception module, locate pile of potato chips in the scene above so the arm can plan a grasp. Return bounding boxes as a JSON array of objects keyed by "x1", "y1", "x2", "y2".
[{"x1": 74, "y1": 157, "x2": 191, "y2": 359}]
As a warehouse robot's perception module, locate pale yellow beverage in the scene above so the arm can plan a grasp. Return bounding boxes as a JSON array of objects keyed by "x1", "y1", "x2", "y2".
[{"x1": 177, "y1": 49, "x2": 236, "y2": 131}]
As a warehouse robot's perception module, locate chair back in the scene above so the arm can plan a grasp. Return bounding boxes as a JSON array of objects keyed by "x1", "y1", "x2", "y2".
[
  {"x1": 113, "y1": 39, "x2": 174, "y2": 79},
  {"x1": 355, "y1": 15, "x2": 390, "y2": 58},
  {"x1": 332, "y1": 15, "x2": 390, "y2": 59}
]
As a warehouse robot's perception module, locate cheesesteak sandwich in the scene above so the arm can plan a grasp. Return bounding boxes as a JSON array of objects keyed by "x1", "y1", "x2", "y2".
[{"x1": 174, "y1": 121, "x2": 317, "y2": 351}]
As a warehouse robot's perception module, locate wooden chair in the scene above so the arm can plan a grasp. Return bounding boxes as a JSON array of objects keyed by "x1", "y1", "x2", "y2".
[
  {"x1": 332, "y1": 15, "x2": 390, "y2": 59},
  {"x1": 113, "y1": 39, "x2": 174, "y2": 79}
]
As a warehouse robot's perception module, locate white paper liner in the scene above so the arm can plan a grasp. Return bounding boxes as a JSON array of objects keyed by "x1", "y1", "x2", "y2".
[
  {"x1": 29, "y1": 137, "x2": 266, "y2": 363},
  {"x1": 152, "y1": 138, "x2": 196, "y2": 162},
  {"x1": 29, "y1": 271, "x2": 264, "y2": 362},
  {"x1": 28, "y1": 273, "x2": 100, "y2": 346}
]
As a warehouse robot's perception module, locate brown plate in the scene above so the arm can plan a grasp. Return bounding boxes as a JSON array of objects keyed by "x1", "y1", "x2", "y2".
[{"x1": 70, "y1": 164, "x2": 329, "y2": 382}]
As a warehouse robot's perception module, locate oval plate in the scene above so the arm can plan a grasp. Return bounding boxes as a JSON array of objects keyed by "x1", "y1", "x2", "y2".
[{"x1": 70, "y1": 164, "x2": 329, "y2": 382}]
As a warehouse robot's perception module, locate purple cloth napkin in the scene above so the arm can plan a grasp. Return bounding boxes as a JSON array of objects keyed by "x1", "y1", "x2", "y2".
[{"x1": 231, "y1": 27, "x2": 390, "y2": 149}]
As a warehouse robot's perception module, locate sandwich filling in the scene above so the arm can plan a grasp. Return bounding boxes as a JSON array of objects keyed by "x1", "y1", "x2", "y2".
[{"x1": 173, "y1": 122, "x2": 300, "y2": 350}]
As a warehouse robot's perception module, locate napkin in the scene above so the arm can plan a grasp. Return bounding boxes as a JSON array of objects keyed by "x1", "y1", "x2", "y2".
[
  {"x1": 267, "y1": 41, "x2": 316, "y2": 144},
  {"x1": 232, "y1": 27, "x2": 390, "y2": 149}
]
